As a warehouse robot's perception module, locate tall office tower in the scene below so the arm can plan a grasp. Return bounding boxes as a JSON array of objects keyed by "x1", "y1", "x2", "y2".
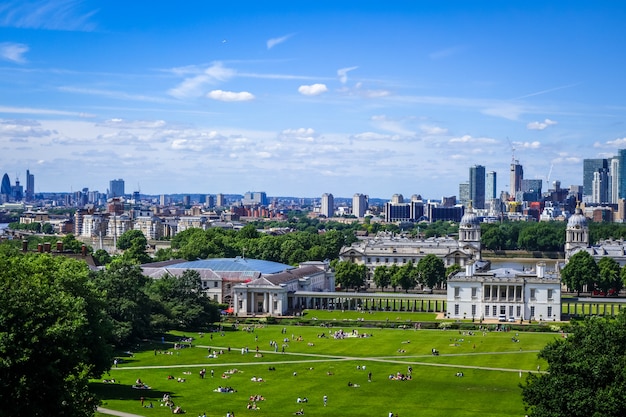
[
  {"x1": 352, "y1": 193, "x2": 368, "y2": 218},
  {"x1": 618, "y1": 149, "x2": 626, "y2": 200},
  {"x1": 25, "y1": 169, "x2": 34, "y2": 201},
  {"x1": 582, "y1": 158, "x2": 608, "y2": 202},
  {"x1": 486, "y1": 171, "x2": 497, "y2": 200},
  {"x1": 459, "y1": 182, "x2": 470, "y2": 205},
  {"x1": 510, "y1": 160, "x2": 523, "y2": 196},
  {"x1": 216, "y1": 193, "x2": 225, "y2": 207},
  {"x1": 469, "y1": 165, "x2": 486, "y2": 209},
  {"x1": 159, "y1": 194, "x2": 166, "y2": 206},
  {"x1": 205, "y1": 194, "x2": 214, "y2": 208},
  {"x1": 592, "y1": 169, "x2": 609, "y2": 203},
  {"x1": 109, "y1": 178, "x2": 125, "y2": 198},
  {"x1": 182, "y1": 195, "x2": 191, "y2": 206},
  {"x1": 321, "y1": 193, "x2": 334, "y2": 217},
  {"x1": 610, "y1": 157, "x2": 620, "y2": 203}
]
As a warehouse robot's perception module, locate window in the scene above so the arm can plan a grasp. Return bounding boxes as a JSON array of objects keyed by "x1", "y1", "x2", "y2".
[
  {"x1": 213, "y1": 294, "x2": 218, "y2": 301},
  {"x1": 547, "y1": 306, "x2": 553, "y2": 318},
  {"x1": 547, "y1": 289, "x2": 553, "y2": 300},
  {"x1": 530, "y1": 288, "x2": 536, "y2": 301},
  {"x1": 530, "y1": 306, "x2": 535, "y2": 319},
  {"x1": 471, "y1": 287, "x2": 477, "y2": 299},
  {"x1": 492, "y1": 305, "x2": 497, "y2": 316},
  {"x1": 385, "y1": 258, "x2": 389, "y2": 263},
  {"x1": 454, "y1": 304, "x2": 459, "y2": 315},
  {"x1": 516, "y1": 305, "x2": 521, "y2": 317},
  {"x1": 454, "y1": 287, "x2": 460, "y2": 298},
  {"x1": 367, "y1": 257, "x2": 371, "y2": 263},
  {"x1": 485, "y1": 305, "x2": 490, "y2": 317},
  {"x1": 471, "y1": 304, "x2": 476, "y2": 317},
  {"x1": 376, "y1": 258, "x2": 380, "y2": 263},
  {"x1": 214, "y1": 281, "x2": 218, "y2": 288},
  {"x1": 484, "y1": 286, "x2": 491, "y2": 299}
]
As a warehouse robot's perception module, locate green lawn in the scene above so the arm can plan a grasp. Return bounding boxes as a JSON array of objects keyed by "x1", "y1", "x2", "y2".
[{"x1": 93, "y1": 318, "x2": 559, "y2": 417}]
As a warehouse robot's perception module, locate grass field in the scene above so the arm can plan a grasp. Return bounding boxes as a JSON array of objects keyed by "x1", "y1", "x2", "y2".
[{"x1": 93, "y1": 313, "x2": 561, "y2": 417}]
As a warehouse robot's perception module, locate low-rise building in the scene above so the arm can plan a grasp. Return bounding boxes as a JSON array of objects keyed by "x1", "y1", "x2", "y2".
[{"x1": 446, "y1": 262, "x2": 561, "y2": 322}]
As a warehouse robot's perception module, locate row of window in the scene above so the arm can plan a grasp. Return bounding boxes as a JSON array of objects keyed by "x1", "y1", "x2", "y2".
[
  {"x1": 453, "y1": 304, "x2": 553, "y2": 319},
  {"x1": 454, "y1": 287, "x2": 553, "y2": 301}
]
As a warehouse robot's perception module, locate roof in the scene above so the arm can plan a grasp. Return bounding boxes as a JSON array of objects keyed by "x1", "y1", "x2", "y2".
[{"x1": 144, "y1": 257, "x2": 294, "y2": 276}]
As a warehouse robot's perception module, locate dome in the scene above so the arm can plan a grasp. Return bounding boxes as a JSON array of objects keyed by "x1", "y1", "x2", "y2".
[
  {"x1": 460, "y1": 208, "x2": 479, "y2": 227},
  {"x1": 567, "y1": 207, "x2": 587, "y2": 228}
]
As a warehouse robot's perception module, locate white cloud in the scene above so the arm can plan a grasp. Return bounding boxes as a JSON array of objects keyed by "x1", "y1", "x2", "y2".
[
  {"x1": 449, "y1": 135, "x2": 498, "y2": 145},
  {"x1": 0, "y1": 42, "x2": 28, "y2": 63},
  {"x1": 0, "y1": 0, "x2": 99, "y2": 31},
  {"x1": 0, "y1": 119, "x2": 53, "y2": 137},
  {"x1": 512, "y1": 140, "x2": 541, "y2": 149},
  {"x1": 370, "y1": 115, "x2": 416, "y2": 137},
  {"x1": 298, "y1": 83, "x2": 328, "y2": 96},
  {"x1": 599, "y1": 137, "x2": 626, "y2": 148},
  {"x1": 279, "y1": 128, "x2": 317, "y2": 142},
  {"x1": 337, "y1": 66, "x2": 358, "y2": 84},
  {"x1": 420, "y1": 125, "x2": 448, "y2": 135},
  {"x1": 207, "y1": 90, "x2": 255, "y2": 102},
  {"x1": 0, "y1": 105, "x2": 93, "y2": 117},
  {"x1": 527, "y1": 118, "x2": 558, "y2": 130},
  {"x1": 267, "y1": 33, "x2": 294, "y2": 49},
  {"x1": 168, "y1": 62, "x2": 235, "y2": 99}
]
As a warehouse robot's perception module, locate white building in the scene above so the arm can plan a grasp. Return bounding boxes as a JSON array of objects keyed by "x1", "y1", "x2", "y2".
[{"x1": 446, "y1": 262, "x2": 562, "y2": 322}]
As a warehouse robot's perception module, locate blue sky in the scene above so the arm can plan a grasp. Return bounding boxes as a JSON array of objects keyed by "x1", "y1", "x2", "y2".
[{"x1": 1, "y1": 1, "x2": 626, "y2": 199}]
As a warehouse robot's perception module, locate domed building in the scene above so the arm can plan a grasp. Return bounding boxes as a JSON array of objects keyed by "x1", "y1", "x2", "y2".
[
  {"x1": 565, "y1": 206, "x2": 626, "y2": 266},
  {"x1": 564, "y1": 206, "x2": 589, "y2": 257},
  {"x1": 458, "y1": 204, "x2": 482, "y2": 259}
]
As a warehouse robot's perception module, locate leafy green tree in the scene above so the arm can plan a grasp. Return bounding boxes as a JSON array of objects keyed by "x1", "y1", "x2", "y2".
[
  {"x1": 62, "y1": 233, "x2": 87, "y2": 253},
  {"x1": 560, "y1": 251, "x2": 599, "y2": 296},
  {"x1": 373, "y1": 265, "x2": 391, "y2": 291},
  {"x1": 481, "y1": 224, "x2": 508, "y2": 250},
  {"x1": 392, "y1": 261, "x2": 417, "y2": 293},
  {"x1": 116, "y1": 230, "x2": 151, "y2": 264},
  {"x1": 0, "y1": 248, "x2": 114, "y2": 417},
  {"x1": 154, "y1": 247, "x2": 175, "y2": 262},
  {"x1": 238, "y1": 224, "x2": 260, "y2": 239},
  {"x1": 521, "y1": 313, "x2": 626, "y2": 417},
  {"x1": 147, "y1": 270, "x2": 219, "y2": 331},
  {"x1": 597, "y1": 257, "x2": 621, "y2": 296},
  {"x1": 417, "y1": 254, "x2": 446, "y2": 290},
  {"x1": 446, "y1": 263, "x2": 462, "y2": 278},
  {"x1": 93, "y1": 248, "x2": 112, "y2": 266},
  {"x1": 388, "y1": 264, "x2": 400, "y2": 292},
  {"x1": 333, "y1": 261, "x2": 366, "y2": 290},
  {"x1": 91, "y1": 259, "x2": 153, "y2": 345}
]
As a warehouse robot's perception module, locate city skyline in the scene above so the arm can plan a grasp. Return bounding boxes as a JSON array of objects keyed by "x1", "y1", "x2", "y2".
[{"x1": 1, "y1": 2, "x2": 626, "y2": 198}]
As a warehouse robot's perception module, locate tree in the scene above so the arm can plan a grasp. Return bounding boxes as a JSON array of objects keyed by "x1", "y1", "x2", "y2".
[
  {"x1": 417, "y1": 254, "x2": 446, "y2": 290},
  {"x1": 147, "y1": 270, "x2": 220, "y2": 331},
  {"x1": 333, "y1": 261, "x2": 366, "y2": 290},
  {"x1": 392, "y1": 261, "x2": 417, "y2": 293},
  {"x1": 560, "y1": 251, "x2": 598, "y2": 296},
  {"x1": 93, "y1": 248, "x2": 112, "y2": 266},
  {"x1": 91, "y1": 259, "x2": 153, "y2": 346},
  {"x1": 521, "y1": 313, "x2": 626, "y2": 417},
  {"x1": 446, "y1": 263, "x2": 462, "y2": 278},
  {"x1": 373, "y1": 265, "x2": 391, "y2": 291},
  {"x1": 597, "y1": 257, "x2": 621, "y2": 296},
  {"x1": 0, "y1": 247, "x2": 114, "y2": 417},
  {"x1": 117, "y1": 229, "x2": 151, "y2": 264},
  {"x1": 388, "y1": 264, "x2": 400, "y2": 292}
]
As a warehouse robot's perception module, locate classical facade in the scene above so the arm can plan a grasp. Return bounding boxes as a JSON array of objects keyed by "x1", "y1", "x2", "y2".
[
  {"x1": 339, "y1": 207, "x2": 482, "y2": 287},
  {"x1": 232, "y1": 261, "x2": 335, "y2": 316},
  {"x1": 141, "y1": 258, "x2": 334, "y2": 316},
  {"x1": 446, "y1": 262, "x2": 562, "y2": 322},
  {"x1": 565, "y1": 206, "x2": 626, "y2": 266}
]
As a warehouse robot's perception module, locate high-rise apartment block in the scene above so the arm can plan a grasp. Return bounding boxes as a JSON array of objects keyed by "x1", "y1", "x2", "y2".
[
  {"x1": 109, "y1": 179, "x2": 125, "y2": 198},
  {"x1": 321, "y1": 193, "x2": 334, "y2": 218},
  {"x1": 216, "y1": 193, "x2": 225, "y2": 207},
  {"x1": 352, "y1": 193, "x2": 368, "y2": 218},
  {"x1": 510, "y1": 160, "x2": 523, "y2": 196},
  {"x1": 486, "y1": 171, "x2": 496, "y2": 200}
]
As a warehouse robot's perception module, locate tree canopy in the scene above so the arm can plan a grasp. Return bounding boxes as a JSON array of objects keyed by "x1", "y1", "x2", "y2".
[
  {"x1": 521, "y1": 313, "x2": 626, "y2": 417},
  {"x1": 560, "y1": 251, "x2": 599, "y2": 296},
  {"x1": 0, "y1": 247, "x2": 114, "y2": 417}
]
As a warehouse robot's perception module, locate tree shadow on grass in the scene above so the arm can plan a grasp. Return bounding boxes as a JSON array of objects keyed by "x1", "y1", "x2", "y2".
[{"x1": 91, "y1": 381, "x2": 176, "y2": 404}]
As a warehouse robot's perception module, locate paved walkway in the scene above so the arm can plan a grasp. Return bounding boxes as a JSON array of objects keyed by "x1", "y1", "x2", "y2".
[{"x1": 97, "y1": 407, "x2": 145, "y2": 417}]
